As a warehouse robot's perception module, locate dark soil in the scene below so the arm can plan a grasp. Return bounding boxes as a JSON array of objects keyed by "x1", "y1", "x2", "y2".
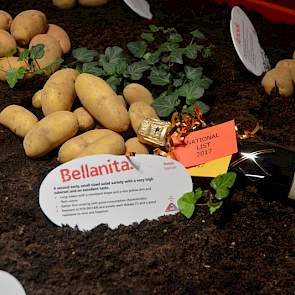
[{"x1": 0, "y1": 0, "x2": 295, "y2": 294}]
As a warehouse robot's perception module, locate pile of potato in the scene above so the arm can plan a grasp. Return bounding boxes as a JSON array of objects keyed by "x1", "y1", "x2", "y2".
[
  {"x1": 53, "y1": 0, "x2": 110, "y2": 9},
  {"x1": 0, "y1": 9, "x2": 71, "y2": 80},
  {"x1": 0, "y1": 69, "x2": 159, "y2": 162}
]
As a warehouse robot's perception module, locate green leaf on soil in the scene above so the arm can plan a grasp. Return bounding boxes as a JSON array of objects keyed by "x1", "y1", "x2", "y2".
[
  {"x1": 29, "y1": 44, "x2": 45, "y2": 60},
  {"x1": 143, "y1": 51, "x2": 160, "y2": 64},
  {"x1": 6, "y1": 67, "x2": 26, "y2": 88},
  {"x1": 127, "y1": 41, "x2": 147, "y2": 58},
  {"x1": 125, "y1": 61, "x2": 150, "y2": 80},
  {"x1": 210, "y1": 172, "x2": 237, "y2": 200},
  {"x1": 169, "y1": 48, "x2": 184, "y2": 64},
  {"x1": 168, "y1": 33, "x2": 183, "y2": 43},
  {"x1": 106, "y1": 76, "x2": 122, "y2": 91},
  {"x1": 207, "y1": 199, "x2": 223, "y2": 214},
  {"x1": 152, "y1": 93, "x2": 180, "y2": 117},
  {"x1": 82, "y1": 62, "x2": 104, "y2": 76},
  {"x1": 72, "y1": 47, "x2": 98, "y2": 63},
  {"x1": 18, "y1": 49, "x2": 30, "y2": 61},
  {"x1": 149, "y1": 24, "x2": 160, "y2": 32},
  {"x1": 178, "y1": 80, "x2": 205, "y2": 104},
  {"x1": 148, "y1": 67, "x2": 171, "y2": 86},
  {"x1": 190, "y1": 29, "x2": 206, "y2": 40},
  {"x1": 141, "y1": 32, "x2": 155, "y2": 42},
  {"x1": 184, "y1": 66, "x2": 203, "y2": 80}
]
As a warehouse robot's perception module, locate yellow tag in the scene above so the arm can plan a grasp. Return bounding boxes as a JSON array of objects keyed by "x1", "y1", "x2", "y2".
[{"x1": 188, "y1": 155, "x2": 232, "y2": 177}]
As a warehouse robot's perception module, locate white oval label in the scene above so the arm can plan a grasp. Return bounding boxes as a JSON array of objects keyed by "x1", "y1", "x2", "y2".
[
  {"x1": 230, "y1": 6, "x2": 270, "y2": 76},
  {"x1": 0, "y1": 271, "x2": 26, "y2": 295},
  {"x1": 39, "y1": 155, "x2": 192, "y2": 230}
]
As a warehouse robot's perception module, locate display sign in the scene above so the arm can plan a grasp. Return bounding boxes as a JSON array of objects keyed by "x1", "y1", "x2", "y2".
[{"x1": 0, "y1": 271, "x2": 26, "y2": 295}]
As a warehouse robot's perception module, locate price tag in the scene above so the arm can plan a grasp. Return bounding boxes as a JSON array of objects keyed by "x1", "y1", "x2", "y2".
[
  {"x1": 39, "y1": 155, "x2": 192, "y2": 230},
  {"x1": 0, "y1": 271, "x2": 26, "y2": 295},
  {"x1": 230, "y1": 6, "x2": 270, "y2": 76}
]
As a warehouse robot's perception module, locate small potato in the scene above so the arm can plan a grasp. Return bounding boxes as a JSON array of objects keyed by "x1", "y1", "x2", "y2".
[
  {"x1": 117, "y1": 95, "x2": 127, "y2": 109},
  {"x1": 123, "y1": 83, "x2": 154, "y2": 105},
  {"x1": 32, "y1": 89, "x2": 43, "y2": 108},
  {"x1": 0, "y1": 29, "x2": 17, "y2": 57},
  {"x1": 53, "y1": 0, "x2": 76, "y2": 9},
  {"x1": 125, "y1": 137, "x2": 149, "y2": 154},
  {"x1": 129, "y1": 101, "x2": 159, "y2": 134},
  {"x1": 47, "y1": 24, "x2": 71, "y2": 54},
  {"x1": 58, "y1": 129, "x2": 125, "y2": 163},
  {"x1": 261, "y1": 67, "x2": 294, "y2": 97},
  {"x1": 73, "y1": 107, "x2": 96, "y2": 132},
  {"x1": 10, "y1": 10, "x2": 48, "y2": 46},
  {"x1": 29, "y1": 34, "x2": 63, "y2": 75},
  {"x1": 23, "y1": 111, "x2": 79, "y2": 158},
  {"x1": 0, "y1": 57, "x2": 27, "y2": 81},
  {"x1": 0, "y1": 10, "x2": 12, "y2": 31},
  {"x1": 275, "y1": 59, "x2": 295, "y2": 81},
  {"x1": 75, "y1": 73, "x2": 130, "y2": 132},
  {"x1": 0, "y1": 105, "x2": 38, "y2": 137},
  {"x1": 78, "y1": 0, "x2": 109, "y2": 7}
]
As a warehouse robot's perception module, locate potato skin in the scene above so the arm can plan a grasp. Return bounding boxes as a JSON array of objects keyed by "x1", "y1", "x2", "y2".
[
  {"x1": 78, "y1": 0, "x2": 109, "y2": 7},
  {"x1": 75, "y1": 73, "x2": 130, "y2": 132},
  {"x1": 0, "y1": 105, "x2": 38, "y2": 137},
  {"x1": 129, "y1": 101, "x2": 159, "y2": 134},
  {"x1": 10, "y1": 10, "x2": 48, "y2": 46},
  {"x1": 53, "y1": 0, "x2": 76, "y2": 9},
  {"x1": 125, "y1": 137, "x2": 149, "y2": 154},
  {"x1": 0, "y1": 29, "x2": 16, "y2": 57},
  {"x1": 117, "y1": 95, "x2": 127, "y2": 109},
  {"x1": 275, "y1": 59, "x2": 295, "y2": 81},
  {"x1": 58, "y1": 129, "x2": 125, "y2": 163},
  {"x1": 32, "y1": 89, "x2": 43, "y2": 108},
  {"x1": 23, "y1": 111, "x2": 79, "y2": 158},
  {"x1": 47, "y1": 24, "x2": 71, "y2": 54},
  {"x1": 0, "y1": 57, "x2": 27, "y2": 81},
  {"x1": 123, "y1": 83, "x2": 154, "y2": 105},
  {"x1": 0, "y1": 10, "x2": 12, "y2": 31},
  {"x1": 73, "y1": 107, "x2": 96, "y2": 132},
  {"x1": 29, "y1": 34, "x2": 63, "y2": 75}
]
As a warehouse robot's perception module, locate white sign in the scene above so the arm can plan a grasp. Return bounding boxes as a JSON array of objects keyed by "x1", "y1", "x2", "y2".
[
  {"x1": 123, "y1": 0, "x2": 153, "y2": 19},
  {"x1": 230, "y1": 6, "x2": 270, "y2": 76},
  {"x1": 0, "y1": 271, "x2": 26, "y2": 295},
  {"x1": 40, "y1": 155, "x2": 192, "y2": 230}
]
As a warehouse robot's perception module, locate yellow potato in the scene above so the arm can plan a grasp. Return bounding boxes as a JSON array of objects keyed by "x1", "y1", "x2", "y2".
[
  {"x1": 0, "y1": 29, "x2": 17, "y2": 57},
  {"x1": 125, "y1": 137, "x2": 149, "y2": 154},
  {"x1": 78, "y1": 0, "x2": 109, "y2": 7},
  {"x1": 123, "y1": 83, "x2": 154, "y2": 105},
  {"x1": 40, "y1": 68, "x2": 79, "y2": 115},
  {"x1": 53, "y1": 0, "x2": 76, "y2": 9},
  {"x1": 23, "y1": 111, "x2": 79, "y2": 158},
  {"x1": 58, "y1": 129, "x2": 125, "y2": 163},
  {"x1": 0, "y1": 57, "x2": 27, "y2": 81},
  {"x1": 129, "y1": 101, "x2": 159, "y2": 134},
  {"x1": 117, "y1": 95, "x2": 127, "y2": 109},
  {"x1": 47, "y1": 24, "x2": 71, "y2": 54},
  {"x1": 73, "y1": 107, "x2": 96, "y2": 132},
  {"x1": 0, "y1": 10, "x2": 12, "y2": 31},
  {"x1": 261, "y1": 67, "x2": 294, "y2": 97},
  {"x1": 275, "y1": 59, "x2": 295, "y2": 81},
  {"x1": 29, "y1": 34, "x2": 63, "y2": 75},
  {"x1": 32, "y1": 89, "x2": 43, "y2": 108},
  {"x1": 75, "y1": 73, "x2": 130, "y2": 132},
  {"x1": 0, "y1": 105, "x2": 38, "y2": 137},
  {"x1": 10, "y1": 10, "x2": 48, "y2": 46}
]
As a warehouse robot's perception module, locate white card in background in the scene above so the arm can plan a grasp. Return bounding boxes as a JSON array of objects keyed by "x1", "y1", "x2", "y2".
[
  {"x1": 0, "y1": 271, "x2": 26, "y2": 295},
  {"x1": 39, "y1": 155, "x2": 192, "y2": 230},
  {"x1": 230, "y1": 6, "x2": 270, "y2": 76},
  {"x1": 123, "y1": 0, "x2": 153, "y2": 19}
]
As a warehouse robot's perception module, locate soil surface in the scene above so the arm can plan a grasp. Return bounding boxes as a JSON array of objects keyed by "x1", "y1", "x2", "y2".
[{"x1": 0, "y1": 0, "x2": 295, "y2": 294}]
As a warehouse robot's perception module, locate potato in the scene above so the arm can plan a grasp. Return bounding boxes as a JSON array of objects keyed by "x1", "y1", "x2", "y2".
[
  {"x1": 0, "y1": 105, "x2": 38, "y2": 137},
  {"x1": 32, "y1": 90, "x2": 43, "y2": 108},
  {"x1": 0, "y1": 10, "x2": 12, "y2": 31},
  {"x1": 10, "y1": 10, "x2": 48, "y2": 46},
  {"x1": 29, "y1": 34, "x2": 63, "y2": 75},
  {"x1": 58, "y1": 129, "x2": 125, "y2": 163},
  {"x1": 78, "y1": 0, "x2": 109, "y2": 7},
  {"x1": 73, "y1": 107, "x2": 96, "y2": 132},
  {"x1": 23, "y1": 111, "x2": 79, "y2": 158},
  {"x1": 75, "y1": 73, "x2": 130, "y2": 132},
  {"x1": 125, "y1": 137, "x2": 149, "y2": 154},
  {"x1": 117, "y1": 95, "x2": 127, "y2": 109},
  {"x1": 129, "y1": 101, "x2": 159, "y2": 134},
  {"x1": 40, "y1": 68, "x2": 79, "y2": 115},
  {"x1": 53, "y1": 0, "x2": 76, "y2": 9},
  {"x1": 0, "y1": 29, "x2": 17, "y2": 57},
  {"x1": 47, "y1": 24, "x2": 71, "y2": 55},
  {"x1": 0, "y1": 57, "x2": 27, "y2": 81},
  {"x1": 123, "y1": 83, "x2": 154, "y2": 105},
  {"x1": 275, "y1": 59, "x2": 295, "y2": 81}
]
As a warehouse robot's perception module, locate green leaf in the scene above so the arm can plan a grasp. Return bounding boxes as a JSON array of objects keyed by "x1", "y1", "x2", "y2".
[
  {"x1": 143, "y1": 51, "x2": 160, "y2": 65},
  {"x1": 115, "y1": 60, "x2": 128, "y2": 75},
  {"x1": 193, "y1": 101, "x2": 210, "y2": 114},
  {"x1": 148, "y1": 67, "x2": 171, "y2": 86},
  {"x1": 125, "y1": 61, "x2": 150, "y2": 80},
  {"x1": 168, "y1": 33, "x2": 183, "y2": 43},
  {"x1": 177, "y1": 192, "x2": 196, "y2": 219},
  {"x1": 82, "y1": 62, "x2": 104, "y2": 76},
  {"x1": 104, "y1": 46, "x2": 124, "y2": 63},
  {"x1": 207, "y1": 200, "x2": 223, "y2": 214},
  {"x1": 6, "y1": 67, "x2": 26, "y2": 88},
  {"x1": 196, "y1": 77, "x2": 213, "y2": 89},
  {"x1": 152, "y1": 94, "x2": 180, "y2": 117},
  {"x1": 194, "y1": 188, "x2": 203, "y2": 203},
  {"x1": 103, "y1": 63, "x2": 117, "y2": 75},
  {"x1": 127, "y1": 41, "x2": 147, "y2": 58},
  {"x1": 169, "y1": 48, "x2": 184, "y2": 64},
  {"x1": 178, "y1": 80, "x2": 205, "y2": 104},
  {"x1": 190, "y1": 29, "x2": 206, "y2": 40},
  {"x1": 184, "y1": 66, "x2": 203, "y2": 80},
  {"x1": 141, "y1": 32, "x2": 155, "y2": 42},
  {"x1": 106, "y1": 76, "x2": 122, "y2": 91},
  {"x1": 202, "y1": 46, "x2": 213, "y2": 58},
  {"x1": 38, "y1": 57, "x2": 64, "y2": 74},
  {"x1": 210, "y1": 172, "x2": 237, "y2": 200},
  {"x1": 30, "y1": 44, "x2": 45, "y2": 60},
  {"x1": 72, "y1": 47, "x2": 98, "y2": 63},
  {"x1": 18, "y1": 49, "x2": 30, "y2": 61},
  {"x1": 159, "y1": 42, "x2": 179, "y2": 52},
  {"x1": 149, "y1": 24, "x2": 160, "y2": 32},
  {"x1": 173, "y1": 78, "x2": 183, "y2": 87},
  {"x1": 184, "y1": 43, "x2": 203, "y2": 59}
]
